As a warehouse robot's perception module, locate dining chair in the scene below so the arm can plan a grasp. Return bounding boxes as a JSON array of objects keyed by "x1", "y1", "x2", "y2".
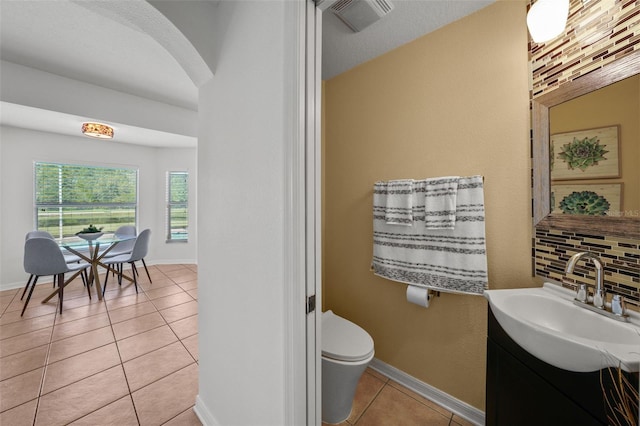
[
  {"x1": 103, "y1": 225, "x2": 136, "y2": 278},
  {"x1": 21, "y1": 230, "x2": 86, "y2": 301},
  {"x1": 22, "y1": 237, "x2": 90, "y2": 316},
  {"x1": 102, "y1": 228, "x2": 152, "y2": 295}
]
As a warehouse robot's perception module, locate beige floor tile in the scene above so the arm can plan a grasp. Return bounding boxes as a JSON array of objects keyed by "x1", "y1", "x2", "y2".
[
  {"x1": 181, "y1": 334, "x2": 198, "y2": 361},
  {"x1": 0, "y1": 287, "x2": 19, "y2": 297},
  {"x1": 0, "y1": 313, "x2": 55, "y2": 340},
  {"x1": 451, "y1": 414, "x2": 475, "y2": 426},
  {"x1": 36, "y1": 365, "x2": 129, "y2": 426},
  {"x1": 159, "y1": 300, "x2": 198, "y2": 323},
  {"x1": 169, "y1": 314, "x2": 198, "y2": 339},
  {"x1": 0, "y1": 293, "x2": 17, "y2": 313},
  {"x1": 346, "y1": 369, "x2": 386, "y2": 424},
  {"x1": 163, "y1": 406, "x2": 203, "y2": 425},
  {"x1": 356, "y1": 385, "x2": 451, "y2": 426},
  {"x1": 0, "y1": 344, "x2": 48, "y2": 381},
  {"x1": 0, "y1": 399, "x2": 38, "y2": 426},
  {"x1": 155, "y1": 264, "x2": 187, "y2": 273},
  {"x1": 48, "y1": 326, "x2": 115, "y2": 364},
  {"x1": 177, "y1": 279, "x2": 198, "y2": 291},
  {"x1": 163, "y1": 270, "x2": 198, "y2": 284},
  {"x1": 70, "y1": 395, "x2": 139, "y2": 425},
  {"x1": 117, "y1": 325, "x2": 178, "y2": 362},
  {"x1": 143, "y1": 284, "x2": 185, "y2": 300},
  {"x1": 3, "y1": 284, "x2": 56, "y2": 313},
  {"x1": 51, "y1": 313, "x2": 110, "y2": 341},
  {"x1": 132, "y1": 363, "x2": 198, "y2": 426},
  {"x1": 139, "y1": 277, "x2": 176, "y2": 291},
  {"x1": 187, "y1": 289, "x2": 198, "y2": 300},
  {"x1": 54, "y1": 302, "x2": 108, "y2": 324},
  {"x1": 42, "y1": 343, "x2": 121, "y2": 394},
  {"x1": 102, "y1": 282, "x2": 141, "y2": 300},
  {"x1": 151, "y1": 292, "x2": 194, "y2": 310},
  {"x1": 0, "y1": 368, "x2": 43, "y2": 412},
  {"x1": 112, "y1": 311, "x2": 166, "y2": 341},
  {"x1": 388, "y1": 380, "x2": 453, "y2": 418},
  {"x1": 108, "y1": 300, "x2": 158, "y2": 324},
  {"x1": 105, "y1": 292, "x2": 149, "y2": 310},
  {"x1": 0, "y1": 327, "x2": 52, "y2": 358},
  {"x1": 57, "y1": 292, "x2": 98, "y2": 311},
  {"x1": 123, "y1": 341, "x2": 195, "y2": 391},
  {"x1": 1, "y1": 302, "x2": 58, "y2": 323},
  {"x1": 365, "y1": 367, "x2": 390, "y2": 384}
]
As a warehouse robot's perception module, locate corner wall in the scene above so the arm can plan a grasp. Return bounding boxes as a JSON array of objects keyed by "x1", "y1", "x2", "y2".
[{"x1": 323, "y1": 1, "x2": 532, "y2": 410}]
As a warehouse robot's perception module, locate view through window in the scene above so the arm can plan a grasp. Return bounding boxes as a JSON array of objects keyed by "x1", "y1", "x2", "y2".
[
  {"x1": 167, "y1": 171, "x2": 188, "y2": 242},
  {"x1": 34, "y1": 162, "x2": 137, "y2": 238}
]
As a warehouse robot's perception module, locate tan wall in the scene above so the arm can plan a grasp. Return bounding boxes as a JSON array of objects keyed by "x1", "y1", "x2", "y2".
[{"x1": 323, "y1": 1, "x2": 534, "y2": 410}]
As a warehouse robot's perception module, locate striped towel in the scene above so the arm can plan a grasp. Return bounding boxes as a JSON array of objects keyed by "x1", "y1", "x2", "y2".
[
  {"x1": 424, "y1": 176, "x2": 459, "y2": 230},
  {"x1": 372, "y1": 175, "x2": 488, "y2": 295},
  {"x1": 384, "y1": 179, "x2": 414, "y2": 226}
]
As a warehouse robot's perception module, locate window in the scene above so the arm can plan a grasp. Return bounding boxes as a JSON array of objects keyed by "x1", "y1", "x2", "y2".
[
  {"x1": 35, "y1": 162, "x2": 137, "y2": 238},
  {"x1": 167, "y1": 171, "x2": 188, "y2": 242}
]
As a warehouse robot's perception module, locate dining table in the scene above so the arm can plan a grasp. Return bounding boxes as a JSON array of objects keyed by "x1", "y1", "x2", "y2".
[{"x1": 41, "y1": 234, "x2": 137, "y2": 304}]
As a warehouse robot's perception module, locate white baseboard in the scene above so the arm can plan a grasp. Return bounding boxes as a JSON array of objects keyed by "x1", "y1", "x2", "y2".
[
  {"x1": 369, "y1": 358, "x2": 485, "y2": 426},
  {"x1": 194, "y1": 395, "x2": 220, "y2": 426}
]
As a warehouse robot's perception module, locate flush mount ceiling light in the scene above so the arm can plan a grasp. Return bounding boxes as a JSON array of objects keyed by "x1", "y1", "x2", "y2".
[
  {"x1": 527, "y1": 0, "x2": 570, "y2": 43},
  {"x1": 81, "y1": 122, "x2": 114, "y2": 139}
]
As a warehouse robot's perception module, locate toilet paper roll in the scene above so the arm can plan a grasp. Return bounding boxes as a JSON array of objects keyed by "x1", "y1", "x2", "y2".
[{"x1": 406, "y1": 285, "x2": 430, "y2": 308}]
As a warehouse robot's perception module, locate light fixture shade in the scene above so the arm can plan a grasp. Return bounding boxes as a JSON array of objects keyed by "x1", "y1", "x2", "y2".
[
  {"x1": 82, "y1": 122, "x2": 114, "y2": 139},
  {"x1": 527, "y1": 0, "x2": 570, "y2": 43}
]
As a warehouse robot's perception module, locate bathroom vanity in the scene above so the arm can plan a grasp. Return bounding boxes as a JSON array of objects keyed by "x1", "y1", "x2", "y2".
[{"x1": 486, "y1": 306, "x2": 640, "y2": 426}]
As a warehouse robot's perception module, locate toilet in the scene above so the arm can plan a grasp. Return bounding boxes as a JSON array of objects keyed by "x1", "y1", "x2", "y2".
[{"x1": 322, "y1": 310, "x2": 375, "y2": 424}]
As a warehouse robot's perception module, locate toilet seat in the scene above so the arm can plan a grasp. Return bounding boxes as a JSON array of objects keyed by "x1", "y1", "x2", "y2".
[{"x1": 322, "y1": 310, "x2": 374, "y2": 362}]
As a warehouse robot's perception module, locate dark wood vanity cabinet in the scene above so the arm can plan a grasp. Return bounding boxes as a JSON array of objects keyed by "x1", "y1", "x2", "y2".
[{"x1": 485, "y1": 309, "x2": 634, "y2": 426}]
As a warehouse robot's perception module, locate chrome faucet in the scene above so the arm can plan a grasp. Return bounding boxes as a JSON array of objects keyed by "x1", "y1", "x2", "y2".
[
  {"x1": 565, "y1": 251, "x2": 628, "y2": 322},
  {"x1": 565, "y1": 251, "x2": 605, "y2": 309}
]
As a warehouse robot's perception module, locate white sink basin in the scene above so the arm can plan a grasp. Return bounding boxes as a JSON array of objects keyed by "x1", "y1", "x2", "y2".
[{"x1": 485, "y1": 283, "x2": 640, "y2": 372}]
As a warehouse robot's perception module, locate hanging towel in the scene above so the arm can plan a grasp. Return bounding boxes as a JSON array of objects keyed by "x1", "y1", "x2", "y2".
[
  {"x1": 424, "y1": 176, "x2": 459, "y2": 230},
  {"x1": 372, "y1": 175, "x2": 488, "y2": 295},
  {"x1": 383, "y1": 179, "x2": 414, "y2": 226}
]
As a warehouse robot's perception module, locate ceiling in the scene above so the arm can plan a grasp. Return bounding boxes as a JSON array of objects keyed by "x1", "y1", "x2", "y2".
[{"x1": 0, "y1": 0, "x2": 494, "y2": 147}]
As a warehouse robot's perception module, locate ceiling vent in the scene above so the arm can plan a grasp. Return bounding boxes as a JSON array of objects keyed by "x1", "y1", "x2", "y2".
[{"x1": 329, "y1": 0, "x2": 394, "y2": 32}]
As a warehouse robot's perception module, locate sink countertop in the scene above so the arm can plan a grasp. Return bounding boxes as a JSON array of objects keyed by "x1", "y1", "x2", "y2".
[{"x1": 484, "y1": 282, "x2": 640, "y2": 373}]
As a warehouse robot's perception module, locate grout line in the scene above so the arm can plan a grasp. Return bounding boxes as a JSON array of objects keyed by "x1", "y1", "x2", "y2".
[{"x1": 1, "y1": 265, "x2": 199, "y2": 426}]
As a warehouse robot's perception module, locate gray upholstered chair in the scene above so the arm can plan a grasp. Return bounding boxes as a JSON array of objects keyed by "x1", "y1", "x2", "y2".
[
  {"x1": 102, "y1": 228, "x2": 152, "y2": 295},
  {"x1": 103, "y1": 225, "x2": 137, "y2": 278},
  {"x1": 105, "y1": 225, "x2": 136, "y2": 257},
  {"x1": 21, "y1": 230, "x2": 85, "y2": 300},
  {"x1": 22, "y1": 237, "x2": 90, "y2": 315}
]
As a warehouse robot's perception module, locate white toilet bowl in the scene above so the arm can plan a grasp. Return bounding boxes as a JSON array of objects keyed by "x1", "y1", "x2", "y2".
[{"x1": 322, "y1": 310, "x2": 375, "y2": 424}]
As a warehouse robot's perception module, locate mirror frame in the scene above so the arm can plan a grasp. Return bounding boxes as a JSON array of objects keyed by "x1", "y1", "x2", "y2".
[{"x1": 532, "y1": 49, "x2": 640, "y2": 240}]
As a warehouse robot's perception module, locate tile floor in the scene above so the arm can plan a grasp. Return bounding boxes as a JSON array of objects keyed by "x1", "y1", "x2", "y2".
[
  {"x1": 2, "y1": 263, "x2": 473, "y2": 426},
  {"x1": 326, "y1": 368, "x2": 474, "y2": 426},
  {"x1": 1, "y1": 264, "x2": 200, "y2": 426}
]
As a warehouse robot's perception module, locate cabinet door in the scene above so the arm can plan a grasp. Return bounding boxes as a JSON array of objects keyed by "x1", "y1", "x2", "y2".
[{"x1": 487, "y1": 338, "x2": 603, "y2": 426}]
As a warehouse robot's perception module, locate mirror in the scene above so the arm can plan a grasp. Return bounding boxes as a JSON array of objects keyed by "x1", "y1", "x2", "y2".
[{"x1": 532, "y1": 49, "x2": 640, "y2": 239}]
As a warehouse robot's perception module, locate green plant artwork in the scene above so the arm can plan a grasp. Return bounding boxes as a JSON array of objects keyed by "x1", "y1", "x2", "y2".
[
  {"x1": 557, "y1": 136, "x2": 608, "y2": 171},
  {"x1": 559, "y1": 191, "x2": 610, "y2": 215}
]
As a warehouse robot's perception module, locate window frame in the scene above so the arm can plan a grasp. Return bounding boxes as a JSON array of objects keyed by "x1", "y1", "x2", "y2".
[
  {"x1": 34, "y1": 161, "x2": 138, "y2": 239},
  {"x1": 166, "y1": 171, "x2": 189, "y2": 243}
]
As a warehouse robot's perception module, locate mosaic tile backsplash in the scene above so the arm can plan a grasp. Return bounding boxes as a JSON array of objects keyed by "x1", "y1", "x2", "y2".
[
  {"x1": 530, "y1": 0, "x2": 640, "y2": 307},
  {"x1": 530, "y1": 0, "x2": 640, "y2": 98},
  {"x1": 535, "y1": 228, "x2": 640, "y2": 308}
]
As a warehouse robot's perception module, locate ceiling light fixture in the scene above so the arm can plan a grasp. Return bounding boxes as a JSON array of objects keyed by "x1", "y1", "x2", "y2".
[
  {"x1": 527, "y1": 0, "x2": 570, "y2": 43},
  {"x1": 81, "y1": 122, "x2": 114, "y2": 139}
]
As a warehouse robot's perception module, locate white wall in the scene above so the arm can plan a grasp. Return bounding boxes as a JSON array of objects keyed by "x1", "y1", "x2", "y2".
[
  {"x1": 0, "y1": 125, "x2": 197, "y2": 289},
  {"x1": 194, "y1": 1, "x2": 300, "y2": 424}
]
